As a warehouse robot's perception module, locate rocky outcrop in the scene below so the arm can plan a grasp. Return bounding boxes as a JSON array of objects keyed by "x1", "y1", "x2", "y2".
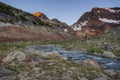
[
  {"x1": 103, "y1": 51, "x2": 116, "y2": 58},
  {"x1": 33, "y1": 12, "x2": 49, "y2": 20},
  {"x1": 0, "y1": 2, "x2": 46, "y2": 27},
  {"x1": 71, "y1": 7, "x2": 120, "y2": 37}
]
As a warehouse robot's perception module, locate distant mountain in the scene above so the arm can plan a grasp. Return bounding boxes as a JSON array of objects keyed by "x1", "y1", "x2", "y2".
[{"x1": 71, "y1": 7, "x2": 120, "y2": 37}]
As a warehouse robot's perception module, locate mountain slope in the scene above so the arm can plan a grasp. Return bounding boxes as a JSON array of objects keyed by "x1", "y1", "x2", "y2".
[
  {"x1": 0, "y1": 1, "x2": 75, "y2": 41},
  {"x1": 71, "y1": 7, "x2": 120, "y2": 37},
  {"x1": 32, "y1": 12, "x2": 73, "y2": 32},
  {"x1": 0, "y1": 1, "x2": 72, "y2": 31},
  {"x1": 0, "y1": 2, "x2": 46, "y2": 27}
]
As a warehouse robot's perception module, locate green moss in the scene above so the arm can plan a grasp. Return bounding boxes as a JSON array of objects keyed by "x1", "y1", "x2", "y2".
[{"x1": 113, "y1": 49, "x2": 120, "y2": 56}]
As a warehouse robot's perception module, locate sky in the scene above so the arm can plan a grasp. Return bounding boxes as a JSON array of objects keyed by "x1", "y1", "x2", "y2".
[{"x1": 0, "y1": 0, "x2": 120, "y2": 25}]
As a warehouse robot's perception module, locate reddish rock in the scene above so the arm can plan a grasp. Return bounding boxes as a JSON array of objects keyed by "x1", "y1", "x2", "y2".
[
  {"x1": 33, "y1": 12, "x2": 49, "y2": 19},
  {"x1": 72, "y1": 7, "x2": 120, "y2": 37}
]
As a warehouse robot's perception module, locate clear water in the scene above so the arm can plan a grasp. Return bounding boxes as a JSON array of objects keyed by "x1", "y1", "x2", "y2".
[{"x1": 27, "y1": 45, "x2": 120, "y2": 71}]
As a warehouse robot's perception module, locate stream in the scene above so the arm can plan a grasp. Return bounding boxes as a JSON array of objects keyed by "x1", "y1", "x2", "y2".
[{"x1": 27, "y1": 45, "x2": 120, "y2": 71}]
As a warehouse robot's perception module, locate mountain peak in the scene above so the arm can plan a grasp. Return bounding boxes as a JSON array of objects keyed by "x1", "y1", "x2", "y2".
[
  {"x1": 32, "y1": 12, "x2": 43, "y2": 17},
  {"x1": 92, "y1": 7, "x2": 120, "y2": 12},
  {"x1": 33, "y1": 12, "x2": 49, "y2": 19}
]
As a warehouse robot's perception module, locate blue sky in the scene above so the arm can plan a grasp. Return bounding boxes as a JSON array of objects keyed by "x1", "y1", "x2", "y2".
[{"x1": 0, "y1": 0, "x2": 120, "y2": 25}]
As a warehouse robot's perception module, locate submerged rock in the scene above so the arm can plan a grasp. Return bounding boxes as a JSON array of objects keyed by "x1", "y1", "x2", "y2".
[{"x1": 2, "y1": 51, "x2": 26, "y2": 63}]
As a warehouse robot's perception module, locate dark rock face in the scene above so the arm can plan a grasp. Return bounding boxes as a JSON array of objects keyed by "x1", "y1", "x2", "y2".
[{"x1": 71, "y1": 7, "x2": 120, "y2": 37}]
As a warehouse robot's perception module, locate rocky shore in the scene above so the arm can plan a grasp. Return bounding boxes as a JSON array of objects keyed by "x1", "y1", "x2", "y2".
[{"x1": 0, "y1": 44, "x2": 120, "y2": 80}]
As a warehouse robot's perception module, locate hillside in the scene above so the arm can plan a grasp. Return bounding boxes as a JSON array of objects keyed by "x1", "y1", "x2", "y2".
[
  {"x1": 0, "y1": 2, "x2": 45, "y2": 27},
  {"x1": 71, "y1": 7, "x2": 120, "y2": 37},
  {"x1": 0, "y1": 1, "x2": 75, "y2": 41}
]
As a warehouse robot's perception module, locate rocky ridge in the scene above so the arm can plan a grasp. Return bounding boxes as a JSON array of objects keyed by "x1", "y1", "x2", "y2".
[
  {"x1": 0, "y1": 1, "x2": 75, "y2": 41},
  {"x1": 32, "y1": 12, "x2": 73, "y2": 32}
]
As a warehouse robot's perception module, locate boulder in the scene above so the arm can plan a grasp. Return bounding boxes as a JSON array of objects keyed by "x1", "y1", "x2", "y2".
[
  {"x1": 94, "y1": 77, "x2": 107, "y2": 80},
  {"x1": 82, "y1": 59, "x2": 101, "y2": 69},
  {"x1": 2, "y1": 51, "x2": 26, "y2": 63},
  {"x1": 43, "y1": 51, "x2": 62, "y2": 60},
  {"x1": 80, "y1": 77, "x2": 88, "y2": 80},
  {"x1": 103, "y1": 51, "x2": 116, "y2": 58},
  {"x1": 103, "y1": 69, "x2": 117, "y2": 76}
]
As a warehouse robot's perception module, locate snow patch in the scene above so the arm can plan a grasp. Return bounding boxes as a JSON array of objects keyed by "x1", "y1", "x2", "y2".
[
  {"x1": 107, "y1": 8, "x2": 120, "y2": 13},
  {"x1": 72, "y1": 25, "x2": 82, "y2": 31},
  {"x1": 108, "y1": 9, "x2": 115, "y2": 13},
  {"x1": 104, "y1": 8, "x2": 120, "y2": 13},
  {"x1": 97, "y1": 10, "x2": 100, "y2": 13},
  {"x1": 72, "y1": 21, "x2": 88, "y2": 31},
  {"x1": 99, "y1": 18, "x2": 120, "y2": 24},
  {"x1": 80, "y1": 21, "x2": 88, "y2": 26},
  {"x1": 64, "y1": 29, "x2": 68, "y2": 32}
]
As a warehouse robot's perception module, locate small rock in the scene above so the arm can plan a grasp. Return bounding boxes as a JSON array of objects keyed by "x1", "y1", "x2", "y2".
[
  {"x1": 62, "y1": 72, "x2": 72, "y2": 80},
  {"x1": 45, "y1": 76, "x2": 52, "y2": 80},
  {"x1": 103, "y1": 51, "x2": 116, "y2": 58},
  {"x1": 80, "y1": 77, "x2": 88, "y2": 80},
  {"x1": 43, "y1": 51, "x2": 63, "y2": 60},
  {"x1": 104, "y1": 43, "x2": 113, "y2": 51},
  {"x1": 94, "y1": 77, "x2": 107, "y2": 80},
  {"x1": 82, "y1": 59, "x2": 101, "y2": 69},
  {"x1": 2, "y1": 51, "x2": 26, "y2": 63},
  {"x1": 104, "y1": 69, "x2": 117, "y2": 76}
]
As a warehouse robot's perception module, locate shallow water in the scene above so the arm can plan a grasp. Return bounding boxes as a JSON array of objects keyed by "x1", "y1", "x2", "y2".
[{"x1": 27, "y1": 45, "x2": 120, "y2": 71}]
